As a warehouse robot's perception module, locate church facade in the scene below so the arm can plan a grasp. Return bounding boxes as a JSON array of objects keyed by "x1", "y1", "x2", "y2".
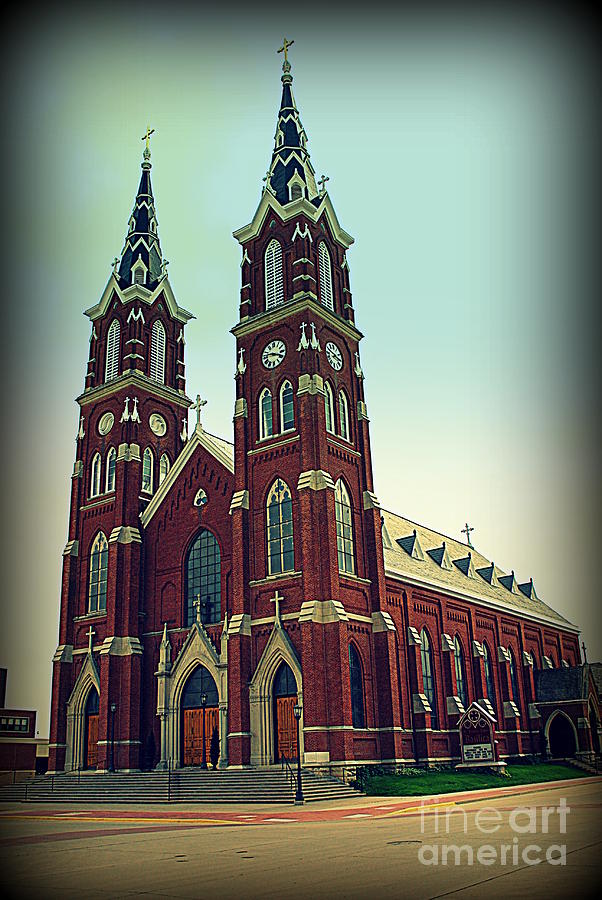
[{"x1": 48, "y1": 51, "x2": 599, "y2": 779}]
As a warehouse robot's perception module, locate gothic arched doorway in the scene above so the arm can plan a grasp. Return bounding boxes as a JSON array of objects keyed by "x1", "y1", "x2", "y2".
[
  {"x1": 84, "y1": 690, "x2": 99, "y2": 769},
  {"x1": 273, "y1": 662, "x2": 298, "y2": 762},
  {"x1": 548, "y1": 712, "x2": 577, "y2": 758},
  {"x1": 181, "y1": 666, "x2": 219, "y2": 767}
]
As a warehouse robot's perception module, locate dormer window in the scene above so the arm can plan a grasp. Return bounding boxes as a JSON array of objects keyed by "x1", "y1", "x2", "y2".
[
  {"x1": 288, "y1": 172, "x2": 305, "y2": 202},
  {"x1": 290, "y1": 183, "x2": 303, "y2": 201},
  {"x1": 276, "y1": 129, "x2": 284, "y2": 147},
  {"x1": 134, "y1": 268, "x2": 145, "y2": 285},
  {"x1": 131, "y1": 257, "x2": 147, "y2": 286}
]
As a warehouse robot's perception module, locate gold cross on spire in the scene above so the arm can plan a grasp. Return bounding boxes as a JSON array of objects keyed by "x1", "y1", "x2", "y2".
[
  {"x1": 141, "y1": 125, "x2": 155, "y2": 151},
  {"x1": 278, "y1": 37, "x2": 294, "y2": 64}
]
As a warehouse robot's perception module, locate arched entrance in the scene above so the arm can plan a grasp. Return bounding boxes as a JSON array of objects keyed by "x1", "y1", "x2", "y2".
[
  {"x1": 548, "y1": 712, "x2": 577, "y2": 758},
  {"x1": 590, "y1": 701, "x2": 600, "y2": 755},
  {"x1": 273, "y1": 662, "x2": 298, "y2": 762},
  {"x1": 84, "y1": 690, "x2": 99, "y2": 769},
  {"x1": 181, "y1": 665, "x2": 219, "y2": 767}
]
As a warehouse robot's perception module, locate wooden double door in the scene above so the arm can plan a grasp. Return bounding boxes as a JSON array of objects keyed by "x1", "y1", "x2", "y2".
[
  {"x1": 275, "y1": 696, "x2": 298, "y2": 762},
  {"x1": 85, "y1": 714, "x2": 99, "y2": 768},
  {"x1": 182, "y1": 707, "x2": 219, "y2": 766}
]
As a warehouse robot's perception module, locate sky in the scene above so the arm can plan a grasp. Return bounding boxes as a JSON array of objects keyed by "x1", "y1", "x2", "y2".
[{"x1": 0, "y1": 6, "x2": 598, "y2": 736}]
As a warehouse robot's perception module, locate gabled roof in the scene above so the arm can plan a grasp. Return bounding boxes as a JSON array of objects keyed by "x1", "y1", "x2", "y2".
[
  {"x1": 382, "y1": 508, "x2": 576, "y2": 630},
  {"x1": 140, "y1": 425, "x2": 234, "y2": 528}
]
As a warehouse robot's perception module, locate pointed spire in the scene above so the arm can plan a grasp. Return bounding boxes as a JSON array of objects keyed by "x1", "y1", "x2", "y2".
[
  {"x1": 265, "y1": 41, "x2": 320, "y2": 206},
  {"x1": 116, "y1": 130, "x2": 165, "y2": 290}
]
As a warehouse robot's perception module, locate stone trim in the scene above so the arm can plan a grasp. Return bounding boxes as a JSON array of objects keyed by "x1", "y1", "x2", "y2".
[
  {"x1": 298, "y1": 599, "x2": 348, "y2": 624},
  {"x1": 357, "y1": 400, "x2": 369, "y2": 421},
  {"x1": 229, "y1": 490, "x2": 249, "y2": 514},
  {"x1": 99, "y1": 636, "x2": 143, "y2": 657},
  {"x1": 371, "y1": 611, "x2": 396, "y2": 633},
  {"x1": 297, "y1": 373, "x2": 324, "y2": 396},
  {"x1": 109, "y1": 526, "x2": 142, "y2": 545},
  {"x1": 72, "y1": 460, "x2": 83, "y2": 478},
  {"x1": 407, "y1": 626, "x2": 422, "y2": 646},
  {"x1": 413, "y1": 693, "x2": 432, "y2": 714},
  {"x1": 498, "y1": 645, "x2": 511, "y2": 663},
  {"x1": 297, "y1": 469, "x2": 335, "y2": 492},
  {"x1": 503, "y1": 700, "x2": 521, "y2": 718},
  {"x1": 233, "y1": 398, "x2": 248, "y2": 418},
  {"x1": 362, "y1": 491, "x2": 380, "y2": 510},
  {"x1": 446, "y1": 696, "x2": 465, "y2": 715},
  {"x1": 117, "y1": 443, "x2": 141, "y2": 462},
  {"x1": 472, "y1": 640, "x2": 484, "y2": 658},
  {"x1": 53, "y1": 644, "x2": 73, "y2": 664},
  {"x1": 228, "y1": 613, "x2": 251, "y2": 636},
  {"x1": 441, "y1": 633, "x2": 455, "y2": 653},
  {"x1": 63, "y1": 540, "x2": 79, "y2": 557}
]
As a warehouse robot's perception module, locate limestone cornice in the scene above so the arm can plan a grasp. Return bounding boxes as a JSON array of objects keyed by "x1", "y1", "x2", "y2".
[
  {"x1": 231, "y1": 294, "x2": 363, "y2": 343},
  {"x1": 77, "y1": 371, "x2": 191, "y2": 409},
  {"x1": 233, "y1": 190, "x2": 354, "y2": 250}
]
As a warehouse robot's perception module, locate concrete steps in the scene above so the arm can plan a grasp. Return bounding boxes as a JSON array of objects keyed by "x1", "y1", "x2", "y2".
[{"x1": 0, "y1": 767, "x2": 362, "y2": 804}]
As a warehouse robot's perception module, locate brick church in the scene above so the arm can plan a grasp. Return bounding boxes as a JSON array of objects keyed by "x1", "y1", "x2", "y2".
[{"x1": 48, "y1": 47, "x2": 600, "y2": 779}]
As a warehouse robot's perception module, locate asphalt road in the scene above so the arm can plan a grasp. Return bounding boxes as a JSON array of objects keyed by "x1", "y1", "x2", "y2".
[{"x1": 1, "y1": 778, "x2": 600, "y2": 899}]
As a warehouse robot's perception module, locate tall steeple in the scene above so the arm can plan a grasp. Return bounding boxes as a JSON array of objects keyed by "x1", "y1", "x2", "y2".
[
  {"x1": 116, "y1": 128, "x2": 165, "y2": 290},
  {"x1": 265, "y1": 39, "x2": 320, "y2": 206}
]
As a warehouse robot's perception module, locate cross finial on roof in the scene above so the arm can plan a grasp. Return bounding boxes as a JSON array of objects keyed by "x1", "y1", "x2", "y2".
[
  {"x1": 582, "y1": 641, "x2": 588, "y2": 663},
  {"x1": 141, "y1": 125, "x2": 155, "y2": 152},
  {"x1": 268, "y1": 590, "x2": 284, "y2": 624},
  {"x1": 278, "y1": 37, "x2": 294, "y2": 65},
  {"x1": 461, "y1": 522, "x2": 475, "y2": 549},
  {"x1": 318, "y1": 174, "x2": 329, "y2": 194},
  {"x1": 191, "y1": 394, "x2": 207, "y2": 429},
  {"x1": 86, "y1": 626, "x2": 96, "y2": 654}
]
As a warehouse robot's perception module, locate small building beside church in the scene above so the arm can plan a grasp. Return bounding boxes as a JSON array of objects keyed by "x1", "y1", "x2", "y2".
[{"x1": 48, "y1": 49, "x2": 601, "y2": 780}]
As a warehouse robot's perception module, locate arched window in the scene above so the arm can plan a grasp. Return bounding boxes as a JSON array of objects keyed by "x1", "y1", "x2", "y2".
[
  {"x1": 150, "y1": 320, "x2": 166, "y2": 383},
  {"x1": 142, "y1": 447, "x2": 154, "y2": 494},
  {"x1": 90, "y1": 452, "x2": 102, "y2": 498},
  {"x1": 318, "y1": 242, "x2": 334, "y2": 310},
  {"x1": 509, "y1": 648, "x2": 521, "y2": 711},
  {"x1": 259, "y1": 388, "x2": 273, "y2": 440},
  {"x1": 349, "y1": 644, "x2": 365, "y2": 728},
  {"x1": 105, "y1": 447, "x2": 116, "y2": 493},
  {"x1": 290, "y1": 182, "x2": 303, "y2": 201},
  {"x1": 420, "y1": 629, "x2": 438, "y2": 728},
  {"x1": 280, "y1": 380, "x2": 294, "y2": 432},
  {"x1": 159, "y1": 452, "x2": 170, "y2": 485},
  {"x1": 454, "y1": 636, "x2": 468, "y2": 708},
  {"x1": 186, "y1": 529, "x2": 221, "y2": 625},
  {"x1": 182, "y1": 665, "x2": 219, "y2": 708},
  {"x1": 89, "y1": 532, "x2": 108, "y2": 613},
  {"x1": 265, "y1": 239, "x2": 284, "y2": 310},
  {"x1": 324, "y1": 382, "x2": 335, "y2": 434},
  {"x1": 338, "y1": 390, "x2": 350, "y2": 441},
  {"x1": 267, "y1": 478, "x2": 294, "y2": 575},
  {"x1": 483, "y1": 642, "x2": 496, "y2": 713},
  {"x1": 105, "y1": 319, "x2": 120, "y2": 382},
  {"x1": 335, "y1": 479, "x2": 355, "y2": 575}
]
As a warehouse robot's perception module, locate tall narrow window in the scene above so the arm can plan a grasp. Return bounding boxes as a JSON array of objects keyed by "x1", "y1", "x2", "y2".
[
  {"x1": 483, "y1": 642, "x2": 496, "y2": 714},
  {"x1": 280, "y1": 380, "x2": 294, "y2": 432},
  {"x1": 267, "y1": 478, "x2": 294, "y2": 575},
  {"x1": 90, "y1": 452, "x2": 102, "y2": 498},
  {"x1": 349, "y1": 644, "x2": 365, "y2": 728},
  {"x1": 89, "y1": 532, "x2": 108, "y2": 613},
  {"x1": 142, "y1": 447, "x2": 154, "y2": 494},
  {"x1": 420, "y1": 629, "x2": 438, "y2": 728},
  {"x1": 265, "y1": 239, "x2": 284, "y2": 310},
  {"x1": 335, "y1": 479, "x2": 355, "y2": 574},
  {"x1": 186, "y1": 529, "x2": 221, "y2": 625},
  {"x1": 454, "y1": 636, "x2": 468, "y2": 708},
  {"x1": 338, "y1": 390, "x2": 350, "y2": 441},
  {"x1": 324, "y1": 382, "x2": 335, "y2": 434},
  {"x1": 105, "y1": 319, "x2": 120, "y2": 382},
  {"x1": 105, "y1": 447, "x2": 116, "y2": 493},
  {"x1": 159, "y1": 452, "x2": 170, "y2": 485},
  {"x1": 150, "y1": 320, "x2": 166, "y2": 383},
  {"x1": 318, "y1": 242, "x2": 333, "y2": 310},
  {"x1": 259, "y1": 388, "x2": 273, "y2": 440},
  {"x1": 508, "y1": 648, "x2": 521, "y2": 712}
]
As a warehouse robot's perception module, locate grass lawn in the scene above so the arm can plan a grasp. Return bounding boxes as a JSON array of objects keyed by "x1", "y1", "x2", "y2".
[{"x1": 360, "y1": 763, "x2": 589, "y2": 796}]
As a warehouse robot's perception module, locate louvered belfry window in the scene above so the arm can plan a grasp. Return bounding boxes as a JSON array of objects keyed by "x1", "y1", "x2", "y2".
[
  {"x1": 150, "y1": 320, "x2": 166, "y2": 383},
  {"x1": 105, "y1": 319, "x2": 120, "y2": 382},
  {"x1": 265, "y1": 239, "x2": 284, "y2": 310},
  {"x1": 318, "y1": 242, "x2": 333, "y2": 310}
]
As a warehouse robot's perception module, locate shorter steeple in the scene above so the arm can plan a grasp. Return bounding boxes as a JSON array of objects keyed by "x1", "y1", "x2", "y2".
[
  {"x1": 116, "y1": 128, "x2": 165, "y2": 290},
  {"x1": 265, "y1": 40, "x2": 320, "y2": 206}
]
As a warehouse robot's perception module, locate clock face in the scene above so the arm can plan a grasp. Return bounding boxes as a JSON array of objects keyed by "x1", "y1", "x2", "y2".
[
  {"x1": 149, "y1": 413, "x2": 167, "y2": 437},
  {"x1": 98, "y1": 411, "x2": 114, "y2": 436},
  {"x1": 262, "y1": 339, "x2": 286, "y2": 369},
  {"x1": 326, "y1": 342, "x2": 343, "y2": 371}
]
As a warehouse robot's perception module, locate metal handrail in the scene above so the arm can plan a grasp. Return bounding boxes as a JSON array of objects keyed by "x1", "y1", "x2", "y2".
[{"x1": 280, "y1": 755, "x2": 295, "y2": 793}]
